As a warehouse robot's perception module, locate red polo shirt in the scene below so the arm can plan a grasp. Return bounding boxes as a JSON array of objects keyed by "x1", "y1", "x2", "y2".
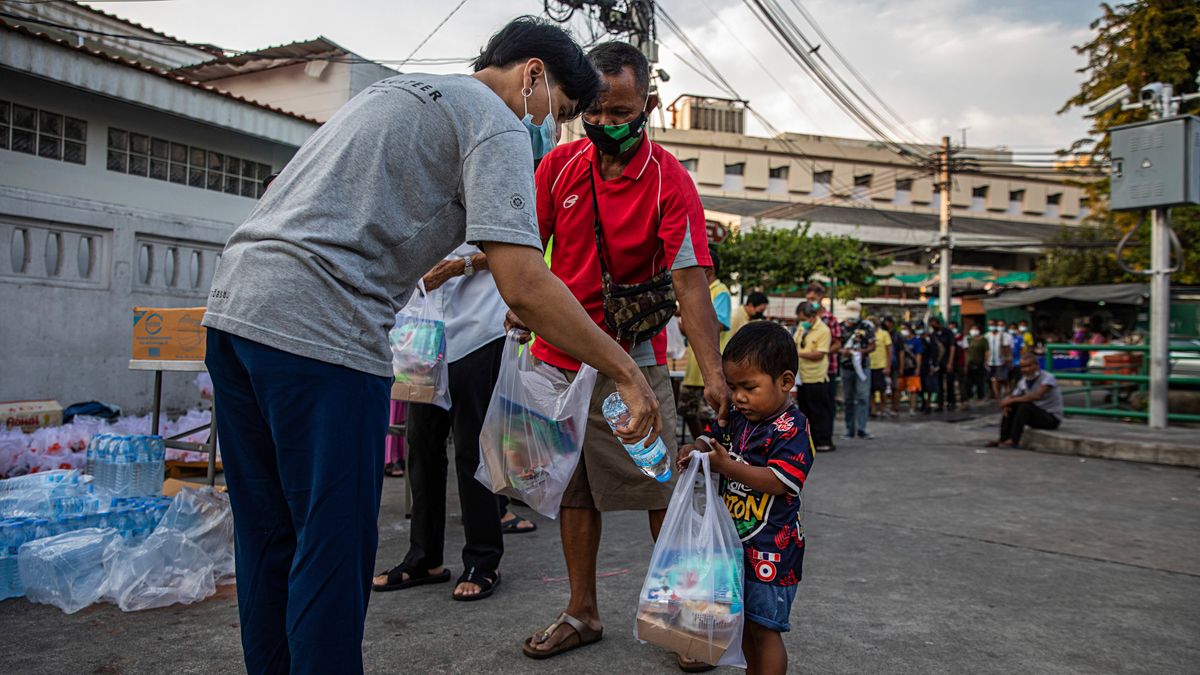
[{"x1": 531, "y1": 134, "x2": 711, "y2": 371}]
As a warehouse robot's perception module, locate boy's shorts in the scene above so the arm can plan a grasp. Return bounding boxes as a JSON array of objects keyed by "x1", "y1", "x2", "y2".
[
  {"x1": 900, "y1": 375, "x2": 921, "y2": 393},
  {"x1": 870, "y1": 368, "x2": 887, "y2": 393},
  {"x1": 744, "y1": 580, "x2": 797, "y2": 632}
]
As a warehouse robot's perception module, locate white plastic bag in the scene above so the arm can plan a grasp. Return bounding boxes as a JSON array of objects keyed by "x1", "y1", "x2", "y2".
[
  {"x1": 665, "y1": 316, "x2": 686, "y2": 360},
  {"x1": 155, "y1": 487, "x2": 234, "y2": 582},
  {"x1": 18, "y1": 527, "x2": 120, "y2": 614},
  {"x1": 634, "y1": 452, "x2": 746, "y2": 668},
  {"x1": 475, "y1": 332, "x2": 596, "y2": 519},
  {"x1": 390, "y1": 282, "x2": 451, "y2": 410},
  {"x1": 103, "y1": 528, "x2": 216, "y2": 612}
]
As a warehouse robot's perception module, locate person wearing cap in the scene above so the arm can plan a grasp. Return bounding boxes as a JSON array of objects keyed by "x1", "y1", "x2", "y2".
[
  {"x1": 839, "y1": 301, "x2": 875, "y2": 440},
  {"x1": 870, "y1": 315, "x2": 893, "y2": 418},
  {"x1": 795, "y1": 299, "x2": 835, "y2": 451}
]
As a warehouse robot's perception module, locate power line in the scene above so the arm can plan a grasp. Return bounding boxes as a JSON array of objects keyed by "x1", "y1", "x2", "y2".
[{"x1": 395, "y1": 0, "x2": 470, "y2": 69}]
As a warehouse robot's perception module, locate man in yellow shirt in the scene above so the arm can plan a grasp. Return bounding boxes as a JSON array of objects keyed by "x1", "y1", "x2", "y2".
[
  {"x1": 729, "y1": 291, "x2": 770, "y2": 336},
  {"x1": 680, "y1": 266, "x2": 732, "y2": 440},
  {"x1": 870, "y1": 315, "x2": 893, "y2": 418},
  {"x1": 795, "y1": 299, "x2": 834, "y2": 451}
]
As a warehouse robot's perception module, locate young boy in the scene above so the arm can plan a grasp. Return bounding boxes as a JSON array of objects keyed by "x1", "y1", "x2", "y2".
[{"x1": 678, "y1": 321, "x2": 814, "y2": 675}]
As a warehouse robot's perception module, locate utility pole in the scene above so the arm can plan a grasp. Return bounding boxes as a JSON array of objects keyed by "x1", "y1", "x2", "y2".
[
  {"x1": 1104, "y1": 80, "x2": 1200, "y2": 429},
  {"x1": 938, "y1": 135, "x2": 952, "y2": 322}
]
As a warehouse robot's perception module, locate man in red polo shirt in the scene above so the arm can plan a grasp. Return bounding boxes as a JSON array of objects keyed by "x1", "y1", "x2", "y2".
[{"x1": 518, "y1": 42, "x2": 728, "y2": 662}]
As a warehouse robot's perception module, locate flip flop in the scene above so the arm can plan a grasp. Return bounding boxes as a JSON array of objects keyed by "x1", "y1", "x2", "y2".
[
  {"x1": 522, "y1": 612, "x2": 603, "y2": 659},
  {"x1": 501, "y1": 516, "x2": 537, "y2": 535},
  {"x1": 371, "y1": 563, "x2": 450, "y2": 592},
  {"x1": 451, "y1": 568, "x2": 500, "y2": 602}
]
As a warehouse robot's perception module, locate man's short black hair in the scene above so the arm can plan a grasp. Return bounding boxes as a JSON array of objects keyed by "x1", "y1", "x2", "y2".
[
  {"x1": 473, "y1": 16, "x2": 601, "y2": 117},
  {"x1": 723, "y1": 321, "x2": 798, "y2": 380},
  {"x1": 746, "y1": 292, "x2": 769, "y2": 306},
  {"x1": 588, "y1": 41, "x2": 651, "y2": 99},
  {"x1": 806, "y1": 281, "x2": 827, "y2": 297},
  {"x1": 709, "y1": 247, "x2": 721, "y2": 280}
]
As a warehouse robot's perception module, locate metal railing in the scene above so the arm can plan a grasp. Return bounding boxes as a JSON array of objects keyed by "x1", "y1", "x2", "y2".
[{"x1": 1043, "y1": 342, "x2": 1200, "y2": 424}]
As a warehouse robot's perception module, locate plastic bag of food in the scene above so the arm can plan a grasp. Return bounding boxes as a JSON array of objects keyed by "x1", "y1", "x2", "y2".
[
  {"x1": 475, "y1": 331, "x2": 596, "y2": 519},
  {"x1": 634, "y1": 452, "x2": 745, "y2": 668},
  {"x1": 18, "y1": 527, "x2": 120, "y2": 614},
  {"x1": 389, "y1": 282, "x2": 451, "y2": 410}
]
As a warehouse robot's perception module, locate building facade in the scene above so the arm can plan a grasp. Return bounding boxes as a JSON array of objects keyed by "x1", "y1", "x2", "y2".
[{"x1": 0, "y1": 5, "x2": 393, "y2": 412}]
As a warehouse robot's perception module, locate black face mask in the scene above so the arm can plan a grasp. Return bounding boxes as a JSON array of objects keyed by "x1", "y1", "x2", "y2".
[
  {"x1": 748, "y1": 312, "x2": 764, "y2": 320},
  {"x1": 582, "y1": 111, "x2": 648, "y2": 156}
]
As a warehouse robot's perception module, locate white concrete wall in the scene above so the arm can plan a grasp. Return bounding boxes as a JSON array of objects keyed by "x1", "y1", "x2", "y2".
[{"x1": 0, "y1": 70, "x2": 305, "y2": 414}]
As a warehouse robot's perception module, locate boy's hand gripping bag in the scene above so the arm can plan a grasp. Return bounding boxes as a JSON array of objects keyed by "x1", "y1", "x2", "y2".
[
  {"x1": 634, "y1": 452, "x2": 746, "y2": 668},
  {"x1": 475, "y1": 331, "x2": 596, "y2": 519},
  {"x1": 389, "y1": 281, "x2": 451, "y2": 410}
]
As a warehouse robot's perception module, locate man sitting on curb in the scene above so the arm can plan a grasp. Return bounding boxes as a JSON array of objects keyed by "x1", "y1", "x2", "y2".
[{"x1": 987, "y1": 353, "x2": 1063, "y2": 448}]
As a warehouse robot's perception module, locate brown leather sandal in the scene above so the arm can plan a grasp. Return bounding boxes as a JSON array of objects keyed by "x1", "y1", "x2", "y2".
[{"x1": 521, "y1": 612, "x2": 603, "y2": 659}]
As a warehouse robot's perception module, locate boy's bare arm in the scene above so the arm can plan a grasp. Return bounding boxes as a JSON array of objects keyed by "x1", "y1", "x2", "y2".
[{"x1": 679, "y1": 438, "x2": 789, "y2": 496}]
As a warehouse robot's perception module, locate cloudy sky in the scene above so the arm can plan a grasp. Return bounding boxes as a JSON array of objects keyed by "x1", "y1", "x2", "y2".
[{"x1": 83, "y1": 0, "x2": 1102, "y2": 150}]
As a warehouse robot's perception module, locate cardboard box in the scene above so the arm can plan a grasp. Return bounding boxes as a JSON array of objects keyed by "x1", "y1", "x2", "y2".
[
  {"x1": 391, "y1": 381, "x2": 436, "y2": 404},
  {"x1": 2, "y1": 399, "x2": 63, "y2": 432},
  {"x1": 162, "y1": 478, "x2": 226, "y2": 497},
  {"x1": 636, "y1": 616, "x2": 733, "y2": 666},
  {"x1": 132, "y1": 307, "x2": 207, "y2": 361}
]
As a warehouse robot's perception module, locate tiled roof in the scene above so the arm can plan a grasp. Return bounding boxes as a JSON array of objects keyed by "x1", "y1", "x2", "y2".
[
  {"x1": 72, "y1": 0, "x2": 224, "y2": 57},
  {"x1": 1, "y1": 18, "x2": 320, "y2": 125}
]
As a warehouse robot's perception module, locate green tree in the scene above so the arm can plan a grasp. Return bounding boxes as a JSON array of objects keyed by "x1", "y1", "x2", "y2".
[
  {"x1": 1038, "y1": 0, "x2": 1200, "y2": 286},
  {"x1": 719, "y1": 221, "x2": 886, "y2": 298}
]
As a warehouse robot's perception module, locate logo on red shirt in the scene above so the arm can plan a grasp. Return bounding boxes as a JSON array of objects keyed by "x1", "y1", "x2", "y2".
[
  {"x1": 562, "y1": 194, "x2": 579, "y2": 209},
  {"x1": 773, "y1": 413, "x2": 795, "y2": 434}
]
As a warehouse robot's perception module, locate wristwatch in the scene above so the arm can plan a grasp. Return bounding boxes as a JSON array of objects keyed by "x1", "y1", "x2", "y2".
[{"x1": 461, "y1": 255, "x2": 475, "y2": 277}]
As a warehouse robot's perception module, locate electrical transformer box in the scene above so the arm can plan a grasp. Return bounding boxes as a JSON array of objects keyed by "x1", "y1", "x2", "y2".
[{"x1": 1109, "y1": 115, "x2": 1200, "y2": 211}]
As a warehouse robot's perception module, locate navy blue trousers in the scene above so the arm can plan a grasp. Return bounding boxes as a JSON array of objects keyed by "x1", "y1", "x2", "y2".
[{"x1": 206, "y1": 329, "x2": 390, "y2": 675}]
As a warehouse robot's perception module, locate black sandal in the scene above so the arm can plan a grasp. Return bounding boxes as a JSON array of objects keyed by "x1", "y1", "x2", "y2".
[
  {"x1": 501, "y1": 515, "x2": 537, "y2": 535},
  {"x1": 452, "y1": 568, "x2": 500, "y2": 602},
  {"x1": 371, "y1": 563, "x2": 450, "y2": 592}
]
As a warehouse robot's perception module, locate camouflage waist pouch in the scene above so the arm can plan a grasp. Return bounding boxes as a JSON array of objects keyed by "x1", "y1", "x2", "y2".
[{"x1": 589, "y1": 169, "x2": 676, "y2": 345}]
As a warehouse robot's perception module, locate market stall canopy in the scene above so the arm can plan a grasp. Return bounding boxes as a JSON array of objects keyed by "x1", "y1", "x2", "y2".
[{"x1": 982, "y1": 283, "x2": 1148, "y2": 310}]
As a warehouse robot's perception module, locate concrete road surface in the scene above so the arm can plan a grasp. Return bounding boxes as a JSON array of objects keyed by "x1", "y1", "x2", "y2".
[{"x1": 1, "y1": 414, "x2": 1197, "y2": 674}]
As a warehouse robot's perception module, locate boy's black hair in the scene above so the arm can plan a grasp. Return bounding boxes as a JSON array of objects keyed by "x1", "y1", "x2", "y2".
[
  {"x1": 709, "y1": 247, "x2": 722, "y2": 279},
  {"x1": 795, "y1": 300, "x2": 818, "y2": 318},
  {"x1": 473, "y1": 16, "x2": 601, "y2": 117},
  {"x1": 723, "y1": 321, "x2": 798, "y2": 380},
  {"x1": 746, "y1": 291, "x2": 769, "y2": 306},
  {"x1": 587, "y1": 41, "x2": 651, "y2": 99}
]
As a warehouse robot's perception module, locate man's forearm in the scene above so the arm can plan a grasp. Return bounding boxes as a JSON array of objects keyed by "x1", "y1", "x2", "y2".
[
  {"x1": 485, "y1": 243, "x2": 638, "y2": 383},
  {"x1": 674, "y1": 268, "x2": 723, "y2": 385}
]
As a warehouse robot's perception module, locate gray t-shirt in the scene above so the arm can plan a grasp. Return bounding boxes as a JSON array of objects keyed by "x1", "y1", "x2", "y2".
[
  {"x1": 1013, "y1": 370, "x2": 1063, "y2": 420},
  {"x1": 203, "y1": 74, "x2": 542, "y2": 377}
]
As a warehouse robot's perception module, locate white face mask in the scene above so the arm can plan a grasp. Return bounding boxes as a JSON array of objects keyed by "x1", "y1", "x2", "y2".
[
  {"x1": 900, "y1": 329, "x2": 911, "y2": 337},
  {"x1": 1018, "y1": 325, "x2": 1028, "y2": 332},
  {"x1": 969, "y1": 328, "x2": 980, "y2": 337}
]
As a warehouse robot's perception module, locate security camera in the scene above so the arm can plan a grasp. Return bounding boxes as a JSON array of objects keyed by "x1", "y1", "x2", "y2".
[
  {"x1": 1139, "y1": 82, "x2": 1163, "y2": 103},
  {"x1": 1085, "y1": 84, "x2": 1132, "y2": 116}
]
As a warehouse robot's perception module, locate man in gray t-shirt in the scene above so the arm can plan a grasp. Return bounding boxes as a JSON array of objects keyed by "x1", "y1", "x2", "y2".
[
  {"x1": 201, "y1": 18, "x2": 667, "y2": 675},
  {"x1": 988, "y1": 353, "x2": 1064, "y2": 447}
]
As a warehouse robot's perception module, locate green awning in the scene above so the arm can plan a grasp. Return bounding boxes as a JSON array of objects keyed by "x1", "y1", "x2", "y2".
[
  {"x1": 996, "y1": 271, "x2": 1036, "y2": 285},
  {"x1": 893, "y1": 273, "x2": 932, "y2": 284},
  {"x1": 953, "y1": 270, "x2": 995, "y2": 282}
]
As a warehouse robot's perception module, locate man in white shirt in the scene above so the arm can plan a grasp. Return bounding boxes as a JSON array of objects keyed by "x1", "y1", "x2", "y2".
[
  {"x1": 371, "y1": 244, "x2": 526, "y2": 602},
  {"x1": 985, "y1": 320, "x2": 1014, "y2": 400}
]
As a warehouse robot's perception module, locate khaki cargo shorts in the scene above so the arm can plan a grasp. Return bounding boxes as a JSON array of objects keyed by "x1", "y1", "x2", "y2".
[{"x1": 561, "y1": 365, "x2": 678, "y2": 512}]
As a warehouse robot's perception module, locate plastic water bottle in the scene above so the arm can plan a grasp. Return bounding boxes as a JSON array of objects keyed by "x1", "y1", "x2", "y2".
[
  {"x1": 0, "y1": 522, "x2": 18, "y2": 600},
  {"x1": 85, "y1": 435, "x2": 97, "y2": 477},
  {"x1": 601, "y1": 393, "x2": 672, "y2": 483}
]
